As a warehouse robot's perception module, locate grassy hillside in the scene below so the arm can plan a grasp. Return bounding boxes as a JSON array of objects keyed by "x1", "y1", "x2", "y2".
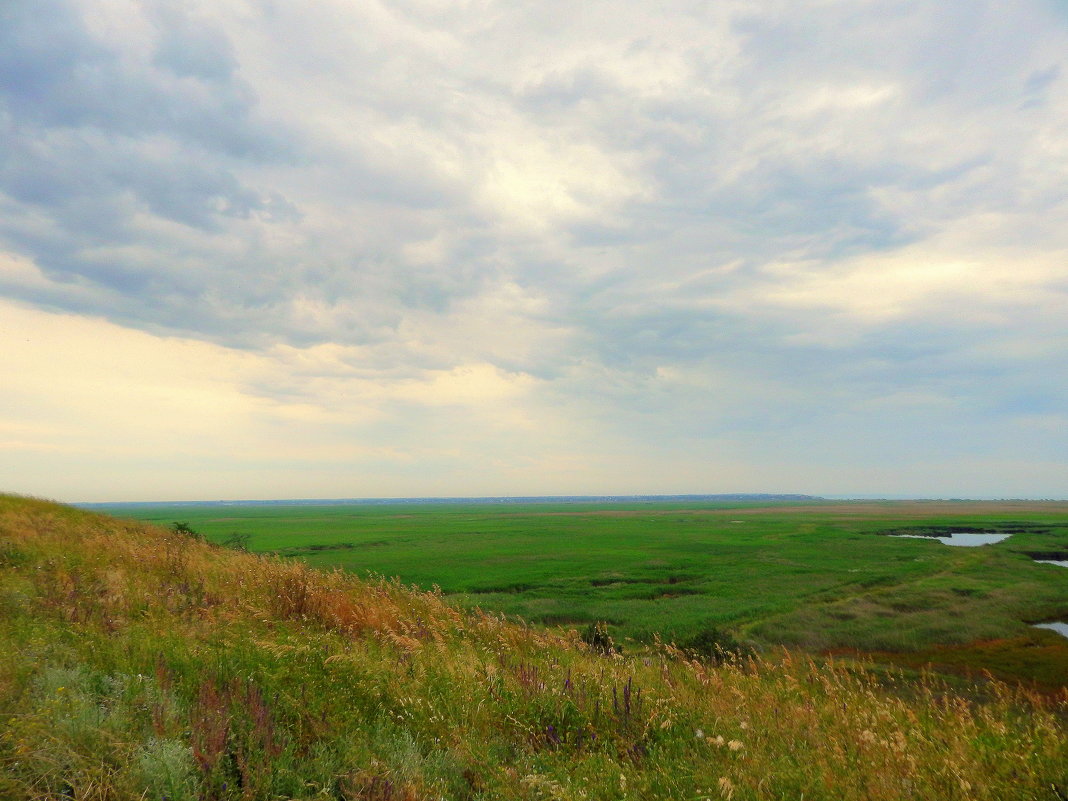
[{"x1": 2, "y1": 494, "x2": 1067, "y2": 800}]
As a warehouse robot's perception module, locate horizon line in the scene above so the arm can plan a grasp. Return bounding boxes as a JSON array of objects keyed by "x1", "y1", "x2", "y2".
[{"x1": 72, "y1": 492, "x2": 1068, "y2": 507}]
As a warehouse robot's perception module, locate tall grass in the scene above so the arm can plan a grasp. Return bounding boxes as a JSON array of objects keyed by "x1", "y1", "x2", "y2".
[{"x1": 1, "y1": 494, "x2": 1066, "y2": 800}]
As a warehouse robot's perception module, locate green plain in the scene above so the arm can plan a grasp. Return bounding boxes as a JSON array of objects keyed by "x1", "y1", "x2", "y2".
[{"x1": 102, "y1": 499, "x2": 1068, "y2": 679}]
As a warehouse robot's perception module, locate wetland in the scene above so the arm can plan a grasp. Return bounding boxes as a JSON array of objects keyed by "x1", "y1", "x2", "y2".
[{"x1": 103, "y1": 498, "x2": 1068, "y2": 687}]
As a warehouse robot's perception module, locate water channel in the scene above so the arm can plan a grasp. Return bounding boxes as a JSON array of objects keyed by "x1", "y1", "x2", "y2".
[
  {"x1": 887, "y1": 531, "x2": 1068, "y2": 641},
  {"x1": 890, "y1": 532, "x2": 1012, "y2": 547}
]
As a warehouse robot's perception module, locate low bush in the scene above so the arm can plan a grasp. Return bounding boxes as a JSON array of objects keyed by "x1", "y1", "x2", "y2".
[
  {"x1": 581, "y1": 621, "x2": 620, "y2": 655},
  {"x1": 678, "y1": 624, "x2": 754, "y2": 663}
]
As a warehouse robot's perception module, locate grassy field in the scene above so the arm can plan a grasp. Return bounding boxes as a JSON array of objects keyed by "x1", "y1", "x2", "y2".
[
  {"x1": 103, "y1": 499, "x2": 1068, "y2": 687},
  {"x1": 3, "y1": 494, "x2": 1067, "y2": 800}
]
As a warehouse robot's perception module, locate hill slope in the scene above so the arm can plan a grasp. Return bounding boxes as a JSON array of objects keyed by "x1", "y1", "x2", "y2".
[{"x1": 1, "y1": 494, "x2": 1066, "y2": 800}]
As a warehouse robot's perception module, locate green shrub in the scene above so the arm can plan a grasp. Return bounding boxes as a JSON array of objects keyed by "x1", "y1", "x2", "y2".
[
  {"x1": 678, "y1": 625, "x2": 753, "y2": 663},
  {"x1": 171, "y1": 522, "x2": 204, "y2": 542},
  {"x1": 581, "y1": 621, "x2": 619, "y2": 655}
]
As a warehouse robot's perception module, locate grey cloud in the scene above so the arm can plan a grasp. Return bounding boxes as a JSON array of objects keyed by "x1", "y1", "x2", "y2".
[
  {"x1": 150, "y1": 4, "x2": 239, "y2": 82},
  {"x1": 0, "y1": 0, "x2": 317, "y2": 344},
  {"x1": 0, "y1": 1, "x2": 286, "y2": 159},
  {"x1": 1021, "y1": 65, "x2": 1061, "y2": 109},
  {"x1": 504, "y1": 8, "x2": 1031, "y2": 292},
  {"x1": 1, "y1": 0, "x2": 1066, "y2": 404},
  {"x1": 540, "y1": 309, "x2": 1068, "y2": 472},
  {"x1": 0, "y1": 0, "x2": 111, "y2": 127},
  {"x1": 500, "y1": 2, "x2": 1068, "y2": 410},
  {"x1": 111, "y1": 156, "x2": 269, "y2": 229},
  {"x1": 1, "y1": 0, "x2": 1067, "y2": 499}
]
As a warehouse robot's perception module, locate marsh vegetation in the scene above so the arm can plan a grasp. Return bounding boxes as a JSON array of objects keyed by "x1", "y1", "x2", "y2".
[
  {"x1": 2, "y1": 495, "x2": 1067, "y2": 799},
  {"x1": 113, "y1": 499, "x2": 1068, "y2": 687}
]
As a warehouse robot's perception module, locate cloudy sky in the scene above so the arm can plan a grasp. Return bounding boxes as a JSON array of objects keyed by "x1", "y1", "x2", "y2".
[{"x1": 2, "y1": 0, "x2": 1066, "y2": 502}]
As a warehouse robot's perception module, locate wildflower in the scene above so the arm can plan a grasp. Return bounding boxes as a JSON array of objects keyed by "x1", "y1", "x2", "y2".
[
  {"x1": 728, "y1": 740, "x2": 743, "y2": 751},
  {"x1": 712, "y1": 735, "x2": 726, "y2": 747},
  {"x1": 695, "y1": 728, "x2": 705, "y2": 739}
]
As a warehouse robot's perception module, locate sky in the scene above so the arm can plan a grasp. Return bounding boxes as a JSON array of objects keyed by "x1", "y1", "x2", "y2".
[{"x1": 1, "y1": 0, "x2": 1066, "y2": 502}]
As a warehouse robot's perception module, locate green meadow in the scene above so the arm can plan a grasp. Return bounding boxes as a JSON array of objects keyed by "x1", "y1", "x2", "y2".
[
  {"x1": 108, "y1": 499, "x2": 1068, "y2": 686},
  {"x1": 4, "y1": 495, "x2": 1068, "y2": 800}
]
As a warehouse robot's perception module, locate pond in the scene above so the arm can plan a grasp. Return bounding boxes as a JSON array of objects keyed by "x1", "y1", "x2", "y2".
[
  {"x1": 1033, "y1": 622, "x2": 1068, "y2": 639},
  {"x1": 1034, "y1": 559, "x2": 1068, "y2": 568},
  {"x1": 890, "y1": 532, "x2": 1011, "y2": 547}
]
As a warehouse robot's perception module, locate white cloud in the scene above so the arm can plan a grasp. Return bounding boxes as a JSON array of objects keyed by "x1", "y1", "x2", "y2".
[{"x1": 2, "y1": 0, "x2": 1067, "y2": 499}]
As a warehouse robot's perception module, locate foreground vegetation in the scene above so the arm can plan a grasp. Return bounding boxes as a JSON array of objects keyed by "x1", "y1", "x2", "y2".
[
  {"x1": 110, "y1": 500, "x2": 1068, "y2": 686},
  {"x1": 2, "y1": 494, "x2": 1067, "y2": 800}
]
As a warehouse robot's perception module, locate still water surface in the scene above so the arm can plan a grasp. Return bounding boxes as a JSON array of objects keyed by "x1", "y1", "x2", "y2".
[
  {"x1": 1033, "y1": 622, "x2": 1068, "y2": 639},
  {"x1": 888, "y1": 532, "x2": 1068, "y2": 640},
  {"x1": 891, "y1": 532, "x2": 1011, "y2": 547}
]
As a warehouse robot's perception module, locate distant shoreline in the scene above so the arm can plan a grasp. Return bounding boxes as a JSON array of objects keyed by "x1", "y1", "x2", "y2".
[{"x1": 76, "y1": 493, "x2": 824, "y2": 509}]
